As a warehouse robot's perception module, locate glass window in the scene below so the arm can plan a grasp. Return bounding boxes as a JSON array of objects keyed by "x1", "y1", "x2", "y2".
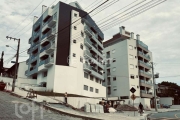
[
  {"x1": 73, "y1": 53, "x2": 76, "y2": 57},
  {"x1": 96, "y1": 78, "x2": 99, "y2": 83},
  {"x1": 80, "y1": 57, "x2": 83, "y2": 63},
  {"x1": 130, "y1": 75, "x2": 134, "y2": 79},
  {"x1": 73, "y1": 40, "x2": 76, "y2": 43},
  {"x1": 74, "y1": 13, "x2": 77, "y2": 17},
  {"x1": 95, "y1": 89, "x2": 99, "y2": 93},
  {"x1": 90, "y1": 87, "x2": 93, "y2": 92},
  {"x1": 74, "y1": 26, "x2": 77, "y2": 30},
  {"x1": 90, "y1": 75, "x2": 94, "y2": 81},
  {"x1": 43, "y1": 71, "x2": 47, "y2": 77},
  {"x1": 129, "y1": 55, "x2": 133, "y2": 59},
  {"x1": 129, "y1": 45, "x2": 133, "y2": 50},
  {"x1": 84, "y1": 85, "x2": 88, "y2": 91},
  {"x1": 81, "y1": 32, "x2": 84, "y2": 37},
  {"x1": 84, "y1": 72, "x2": 88, "y2": 79},
  {"x1": 130, "y1": 64, "x2": 134, "y2": 69},
  {"x1": 113, "y1": 77, "x2": 116, "y2": 81},
  {"x1": 113, "y1": 59, "x2": 116, "y2": 62},
  {"x1": 80, "y1": 44, "x2": 83, "y2": 50},
  {"x1": 113, "y1": 67, "x2": 116, "y2": 71}
]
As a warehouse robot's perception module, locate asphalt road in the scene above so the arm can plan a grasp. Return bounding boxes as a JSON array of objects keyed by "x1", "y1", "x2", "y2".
[
  {"x1": 0, "y1": 91, "x2": 82, "y2": 120},
  {"x1": 148, "y1": 111, "x2": 180, "y2": 120}
]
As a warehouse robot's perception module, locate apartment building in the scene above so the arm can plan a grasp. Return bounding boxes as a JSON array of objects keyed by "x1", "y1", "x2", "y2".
[
  {"x1": 103, "y1": 26, "x2": 154, "y2": 107},
  {"x1": 25, "y1": 1, "x2": 106, "y2": 98}
]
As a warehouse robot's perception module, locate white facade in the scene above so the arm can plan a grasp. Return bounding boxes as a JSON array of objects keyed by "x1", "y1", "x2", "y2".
[
  {"x1": 25, "y1": 1, "x2": 106, "y2": 99},
  {"x1": 103, "y1": 26, "x2": 154, "y2": 108}
]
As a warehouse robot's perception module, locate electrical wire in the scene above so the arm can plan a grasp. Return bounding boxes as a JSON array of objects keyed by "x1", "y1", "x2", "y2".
[{"x1": 8, "y1": 0, "x2": 45, "y2": 36}]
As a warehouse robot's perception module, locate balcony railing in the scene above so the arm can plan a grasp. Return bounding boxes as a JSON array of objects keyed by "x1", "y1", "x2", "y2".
[
  {"x1": 84, "y1": 25, "x2": 92, "y2": 37},
  {"x1": 139, "y1": 60, "x2": 151, "y2": 68},
  {"x1": 137, "y1": 40, "x2": 148, "y2": 50},
  {"x1": 92, "y1": 67, "x2": 97, "y2": 72},
  {"x1": 26, "y1": 59, "x2": 29, "y2": 64},
  {"x1": 98, "y1": 71, "x2": 103, "y2": 75},
  {"x1": 107, "y1": 72, "x2": 111, "y2": 76},
  {"x1": 40, "y1": 44, "x2": 51, "y2": 53},
  {"x1": 30, "y1": 65, "x2": 37, "y2": 71},
  {"x1": 107, "y1": 82, "x2": 111, "y2": 85},
  {"x1": 106, "y1": 64, "x2": 110, "y2": 67},
  {"x1": 39, "y1": 58, "x2": 48, "y2": 66},
  {"x1": 25, "y1": 70, "x2": 28, "y2": 75},
  {"x1": 140, "y1": 80, "x2": 152, "y2": 85}
]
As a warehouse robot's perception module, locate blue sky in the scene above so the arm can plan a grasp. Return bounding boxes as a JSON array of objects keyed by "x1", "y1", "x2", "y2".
[{"x1": 0, "y1": 0, "x2": 180, "y2": 85}]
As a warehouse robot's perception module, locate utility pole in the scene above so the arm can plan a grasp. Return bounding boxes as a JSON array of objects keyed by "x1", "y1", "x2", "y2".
[
  {"x1": 6, "y1": 36, "x2": 20, "y2": 92},
  {"x1": 151, "y1": 62, "x2": 157, "y2": 112}
]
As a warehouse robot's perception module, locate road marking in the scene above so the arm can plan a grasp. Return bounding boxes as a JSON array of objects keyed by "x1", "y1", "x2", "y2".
[{"x1": 175, "y1": 113, "x2": 180, "y2": 118}]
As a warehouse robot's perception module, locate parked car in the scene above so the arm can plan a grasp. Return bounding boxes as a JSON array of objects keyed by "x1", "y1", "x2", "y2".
[{"x1": 163, "y1": 104, "x2": 170, "y2": 108}]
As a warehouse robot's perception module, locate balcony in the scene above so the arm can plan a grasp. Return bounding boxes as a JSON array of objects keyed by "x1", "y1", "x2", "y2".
[
  {"x1": 90, "y1": 68, "x2": 104, "y2": 80},
  {"x1": 138, "y1": 60, "x2": 151, "y2": 69},
  {"x1": 41, "y1": 29, "x2": 56, "y2": 41},
  {"x1": 137, "y1": 40, "x2": 148, "y2": 53},
  {"x1": 38, "y1": 60, "x2": 48, "y2": 72},
  {"x1": 43, "y1": 8, "x2": 52, "y2": 22},
  {"x1": 139, "y1": 70, "x2": 152, "y2": 79},
  {"x1": 30, "y1": 54, "x2": 38, "y2": 63},
  {"x1": 84, "y1": 25, "x2": 92, "y2": 37},
  {"x1": 84, "y1": 37, "x2": 92, "y2": 49},
  {"x1": 138, "y1": 51, "x2": 150, "y2": 61},
  {"x1": 84, "y1": 50, "x2": 92, "y2": 59},
  {"x1": 43, "y1": 16, "x2": 56, "y2": 28},
  {"x1": 140, "y1": 80, "x2": 152, "y2": 88},
  {"x1": 83, "y1": 64, "x2": 92, "y2": 72},
  {"x1": 46, "y1": 44, "x2": 55, "y2": 53},
  {"x1": 26, "y1": 59, "x2": 29, "y2": 65},
  {"x1": 28, "y1": 37, "x2": 32, "y2": 44},
  {"x1": 44, "y1": 58, "x2": 54, "y2": 67},
  {"x1": 140, "y1": 90, "x2": 153, "y2": 98},
  {"x1": 91, "y1": 34, "x2": 103, "y2": 49}
]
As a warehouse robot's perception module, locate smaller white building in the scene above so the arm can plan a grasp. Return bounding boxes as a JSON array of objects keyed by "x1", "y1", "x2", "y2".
[{"x1": 160, "y1": 97, "x2": 174, "y2": 106}]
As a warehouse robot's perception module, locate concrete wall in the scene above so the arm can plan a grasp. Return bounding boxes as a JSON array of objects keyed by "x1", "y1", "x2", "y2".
[
  {"x1": 17, "y1": 61, "x2": 29, "y2": 79},
  {"x1": 160, "y1": 97, "x2": 174, "y2": 105},
  {"x1": 54, "y1": 97, "x2": 102, "y2": 108},
  {"x1": 53, "y1": 65, "x2": 106, "y2": 97},
  {"x1": 170, "y1": 105, "x2": 180, "y2": 109}
]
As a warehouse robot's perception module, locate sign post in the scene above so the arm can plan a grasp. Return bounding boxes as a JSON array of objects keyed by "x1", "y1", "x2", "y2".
[{"x1": 130, "y1": 87, "x2": 136, "y2": 116}]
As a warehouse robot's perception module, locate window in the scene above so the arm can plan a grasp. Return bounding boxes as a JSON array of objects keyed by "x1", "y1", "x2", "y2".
[
  {"x1": 114, "y1": 89, "x2": 117, "y2": 91},
  {"x1": 136, "y1": 66, "x2": 137, "y2": 68},
  {"x1": 129, "y1": 55, "x2": 133, "y2": 59},
  {"x1": 135, "y1": 56, "x2": 137, "y2": 58},
  {"x1": 96, "y1": 78, "x2": 99, "y2": 83},
  {"x1": 74, "y1": 26, "x2": 77, "y2": 30},
  {"x1": 112, "y1": 49, "x2": 115, "y2": 53},
  {"x1": 113, "y1": 67, "x2": 116, "y2": 71},
  {"x1": 129, "y1": 45, "x2": 133, "y2": 50},
  {"x1": 73, "y1": 40, "x2": 76, "y2": 43},
  {"x1": 90, "y1": 87, "x2": 93, "y2": 92},
  {"x1": 113, "y1": 77, "x2": 116, "y2": 81},
  {"x1": 81, "y1": 32, "x2": 84, "y2": 37},
  {"x1": 80, "y1": 57, "x2": 83, "y2": 63},
  {"x1": 80, "y1": 44, "x2": 83, "y2": 50},
  {"x1": 113, "y1": 59, "x2": 116, "y2": 63},
  {"x1": 53, "y1": 12, "x2": 57, "y2": 20},
  {"x1": 84, "y1": 72, "x2": 88, "y2": 79},
  {"x1": 134, "y1": 47, "x2": 136, "y2": 49},
  {"x1": 90, "y1": 75, "x2": 94, "y2": 81},
  {"x1": 99, "y1": 80, "x2": 101, "y2": 84},
  {"x1": 74, "y1": 13, "x2": 77, "y2": 17},
  {"x1": 73, "y1": 53, "x2": 76, "y2": 57},
  {"x1": 136, "y1": 75, "x2": 138, "y2": 78},
  {"x1": 130, "y1": 75, "x2": 134, "y2": 79},
  {"x1": 137, "y1": 86, "x2": 139, "y2": 88},
  {"x1": 130, "y1": 64, "x2": 134, "y2": 69},
  {"x1": 95, "y1": 89, "x2": 99, "y2": 93},
  {"x1": 84, "y1": 85, "x2": 88, "y2": 91},
  {"x1": 43, "y1": 71, "x2": 48, "y2": 77}
]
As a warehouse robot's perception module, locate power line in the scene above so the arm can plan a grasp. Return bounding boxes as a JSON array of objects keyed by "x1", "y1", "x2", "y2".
[{"x1": 8, "y1": 0, "x2": 45, "y2": 36}]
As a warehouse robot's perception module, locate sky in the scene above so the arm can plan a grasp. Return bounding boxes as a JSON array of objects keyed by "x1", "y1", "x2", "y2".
[{"x1": 0, "y1": 0, "x2": 179, "y2": 85}]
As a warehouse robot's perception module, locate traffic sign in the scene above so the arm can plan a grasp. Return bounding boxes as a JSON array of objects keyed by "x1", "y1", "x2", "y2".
[
  {"x1": 131, "y1": 94, "x2": 136, "y2": 100},
  {"x1": 130, "y1": 87, "x2": 136, "y2": 93}
]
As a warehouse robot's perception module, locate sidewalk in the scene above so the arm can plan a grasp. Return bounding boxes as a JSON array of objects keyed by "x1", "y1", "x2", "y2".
[
  {"x1": 148, "y1": 108, "x2": 180, "y2": 113},
  {"x1": 5, "y1": 86, "x2": 148, "y2": 120}
]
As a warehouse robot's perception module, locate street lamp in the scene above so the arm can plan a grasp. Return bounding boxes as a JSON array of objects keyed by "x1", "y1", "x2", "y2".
[{"x1": 6, "y1": 45, "x2": 17, "y2": 51}]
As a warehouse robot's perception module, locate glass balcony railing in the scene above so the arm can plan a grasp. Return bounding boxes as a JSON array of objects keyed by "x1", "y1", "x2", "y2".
[
  {"x1": 137, "y1": 40, "x2": 148, "y2": 50},
  {"x1": 92, "y1": 67, "x2": 97, "y2": 72},
  {"x1": 140, "y1": 80, "x2": 152, "y2": 85},
  {"x1": 30, "y1": 65, "x2": 37, "y2": 71},
  {"x1": 40, "y1": 44, "x2": 51, "y2": 53},
  {"x1": 98, "y1": 71, "x2": 103, "y2": 75},
  {"x1": 139, "y1": 60, "x2": 151, "y2": 68}
]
